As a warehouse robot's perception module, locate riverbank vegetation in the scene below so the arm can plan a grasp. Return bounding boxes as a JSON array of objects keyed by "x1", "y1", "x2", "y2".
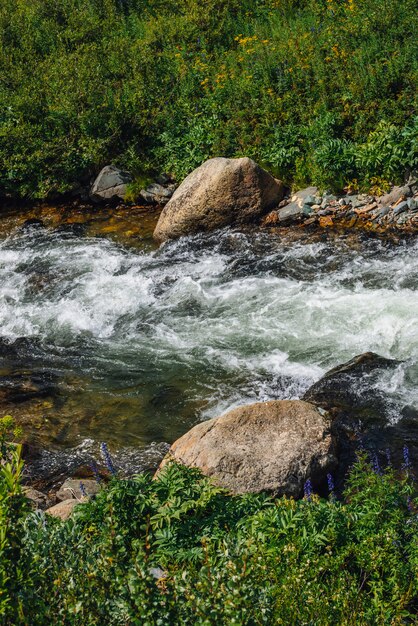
[
  {"x1": 0, "y1": 418, "x2": 417, "y2": 625},
  {"x1": 0, "y1": 0, "x2": 417, "y2": 200}
]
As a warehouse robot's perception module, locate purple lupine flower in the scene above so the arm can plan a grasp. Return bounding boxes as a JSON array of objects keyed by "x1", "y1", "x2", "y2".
[
  {"x1": 406, "y1": 496, "x2": 413, "y2": 513},
  {"x1": 90, "y1": 460, "x2": 101, "y2": 483},
  {"x1": 79, "y1": 481, "x2": 88, "y2": 498},
  {"x1": 304, "y1": 479, "x2": 313, "y2": 502},
  {"x1": 327, "y1": 473, "x2": 335, "y2": 500},
  {"x1": 385, "y1": 448, "x2": 391, "y2": 467},
  {"x1": 402, "y1": 445, "x2": 411, "y2": 471},
  {"x1": 372, "y1": 454, "x2": 381, "y2": 475},
  {"x1": 100, "y1": 442, "x2": 116, "y2": 476}
]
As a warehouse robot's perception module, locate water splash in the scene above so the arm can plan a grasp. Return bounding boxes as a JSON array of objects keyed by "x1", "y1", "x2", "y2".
[{"x1": 0, "y1": 226, "x2": 417, "y2": 448}]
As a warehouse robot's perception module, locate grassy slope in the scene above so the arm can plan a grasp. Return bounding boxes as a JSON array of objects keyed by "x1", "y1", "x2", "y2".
[{"x1": 0, "y1": 0, "x2": 417, "y2": 199}]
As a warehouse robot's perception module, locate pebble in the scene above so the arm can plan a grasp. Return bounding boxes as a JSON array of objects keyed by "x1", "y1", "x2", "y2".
[{"x1": 393, "y1": 201, "x2": 409, "y2": 215}]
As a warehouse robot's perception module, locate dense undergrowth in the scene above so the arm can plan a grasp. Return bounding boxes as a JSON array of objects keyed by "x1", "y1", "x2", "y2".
[
  {"x1": 0, "y1": 0, "x2": 417, "y2": 200},
  {"x1": 0, "y1": 418, "x2": 417, "y2": 625}
]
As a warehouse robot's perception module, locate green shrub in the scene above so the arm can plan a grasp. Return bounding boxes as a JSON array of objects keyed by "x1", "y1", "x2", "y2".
[
  {"x1": 1, "y1": 440, "x2": 416, "y2": 625},
  {"x1": 0, "y1": 0, "x2": 417, "y2": 199},
  {"x1": 0, "y1": 417, "x2": 28, "y2": 623}
]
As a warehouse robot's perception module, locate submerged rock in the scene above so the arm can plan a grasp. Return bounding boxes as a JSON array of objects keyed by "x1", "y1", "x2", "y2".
[
  {"x1": 90, "y1": 165, "x2": 132, "y2": 202},
  {"x1": 158, "y1": 400, "x2": 336, "y2": 497},
  {"x1": 303, "y1": 351, "x2": 400, "y2": 413},
  {"x1": 153, "y1": 157, "x2": 283, "y2": 242}
]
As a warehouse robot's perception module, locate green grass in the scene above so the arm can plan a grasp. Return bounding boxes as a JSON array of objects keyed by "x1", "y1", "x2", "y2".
[
  {"x1": 0, "y1": 417, "x2": 417, "y2": 625},
  {"x1": 0, "y1": 0, "x2": 417, "y2": 200}
]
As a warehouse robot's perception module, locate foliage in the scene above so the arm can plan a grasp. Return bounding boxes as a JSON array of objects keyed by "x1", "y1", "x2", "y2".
[
  {"x1": 0, "y1": 417, "x2": 28, "y2": 623},
  {"x1": 0, "y1": 0, "x2": 416, "y2": 199},
  {"x1": 0, "y1": 438, "x2": 417, "y2": 625}
]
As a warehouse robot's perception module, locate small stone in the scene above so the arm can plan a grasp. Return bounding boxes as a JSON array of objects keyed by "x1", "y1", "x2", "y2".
[
  {"x1": 311, "y1": 204, "x2": 321, "y2": 211},
  {"x1": 303, "y1": 195, "x2": 317, "y2": 206},
  {"x1": 374, "y1": 206, "x2": 390, "y2": 218},
  {"x1": 379, "y1": 185, "x2": 411, "y2": 206},
  {"x1": 46, "y1": 499, "x2": 83, "y2": 521},
  {"x1": 276, "y1": 202, "x2": 304, "y2": 223},
  {"x1": 407, "y1": 197, "x2": 418, "y2": 211},
  {"x1": 56, "y1": 479, "x2": 101, "y2": 502},
  {"x1": 393, "y1": 201, "x2": 408, "y2": 215},
  {"x1": 90, "y1": 165, "x2": 132, "y2": 203},
  {"x1": 345, "y1": 195, "x2": 368, "y2": 209},
  {"x1": 396, "y1": 214, "x2": 409, "y2": 225},
  {"x1": 23, "y1": 486, "x2": 52, "y2": 510},
  {"x1": 319, "y1": 216, "x2": 334, "y2": 227},
  {"x1": 321, "y1": 194, "x2": 336, "y2": 208},
  {"x1": 303, "y1": 204, "x2": 313, "y2": 216},
  {"x1": 156, "y1": 173, "x2": 171, "y2": 185},
  {"x1": 291, "y1": 187, "x2": 318, "y2": 207}
]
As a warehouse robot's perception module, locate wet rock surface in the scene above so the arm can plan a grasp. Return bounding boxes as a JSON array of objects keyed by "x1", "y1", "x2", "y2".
[
  {"x1": 303, "y1": 352, "x2": 401, "y2": 414},
  {"x1": 302, "y1": 352, "x2": 417, "y2": 485}
]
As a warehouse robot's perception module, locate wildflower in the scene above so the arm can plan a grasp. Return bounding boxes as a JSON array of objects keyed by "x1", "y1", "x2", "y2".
[
  {"x1": 385, "y1": 448, "x2": 391, "y2": 467},
  {"x1": 100, "y1": 442, "x2": 117, "y2": 476},
  {"x1": 90, "y1": 460, "x2": 101, "y2": 483},
  {"x1": 372, "y1": 454, "x2": 381, "y2": 475},
  {"x1": 406, "y1": 496, "x2": 413, "y2": 513},
  {"x1": 79, "y1": 481, "x2": 88, "y2": 498},
  {"x1": 327, "y1": 473, "x2": 335, "y2": 500},
  {"x1": 304, "y1": 479, "x2": 313, "y2": 502},
  {"x1": 402, "y1": 445, "x2": 411, "y2": 471}
]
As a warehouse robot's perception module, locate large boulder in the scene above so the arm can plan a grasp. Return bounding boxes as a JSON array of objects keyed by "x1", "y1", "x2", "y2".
[
  {"x1": 153, "y1": 157, "x2": 284, "y2": 242},
  {"x1": 158, "y1": 400, "x2": 336, "y2": 496},
  {"x1": 90, "y1": 165, "x2": 132, "y2": 202}
]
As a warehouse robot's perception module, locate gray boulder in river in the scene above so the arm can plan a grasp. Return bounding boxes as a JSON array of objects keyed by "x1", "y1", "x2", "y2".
[
  {"x1": 158, "y1": 400, "x2": 336, "y2": 497},
  {"x1": 153, "y1": 157, "x2": 284, "y2": 242},
  {"x1": 90, "y1": 165, "x2": 132, "y2": 202}
]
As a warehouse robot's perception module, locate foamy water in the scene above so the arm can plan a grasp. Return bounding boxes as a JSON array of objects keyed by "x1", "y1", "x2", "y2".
[{"x1": 0, "y1": 226, "x2": 417, "y2": 450}]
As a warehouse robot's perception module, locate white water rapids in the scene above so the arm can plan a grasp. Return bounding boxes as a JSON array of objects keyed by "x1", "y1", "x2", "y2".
[{"x1": 0, "y1": 225, "x2": 417, "y2": 453}]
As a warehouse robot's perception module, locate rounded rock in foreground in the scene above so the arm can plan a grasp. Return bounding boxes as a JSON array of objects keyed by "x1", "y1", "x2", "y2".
[
  {"x1": 158, "y1": 400, "x2": 336, "y2": 497},
  {"x1": 153, "y1": 157, "x2": 283, "y2": 242},
  {"x1": 46, "y1": 498, "x2": 83, "y2": 521}
]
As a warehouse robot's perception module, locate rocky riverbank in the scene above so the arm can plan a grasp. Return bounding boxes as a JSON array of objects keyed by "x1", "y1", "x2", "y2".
[{"x1": 262, "y1": 181, "x2": 418, "y2": 235}]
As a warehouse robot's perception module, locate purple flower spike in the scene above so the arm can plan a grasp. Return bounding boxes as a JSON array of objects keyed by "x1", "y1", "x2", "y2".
[
  {"x1": 304, "y1": 479, "x2": 313, "y2": 502},
  {"x1": 385, "y1": 448, "x2": 391, "y2": 467},
  {"x1": 79, "y1": 481, "x2": 88, "y2": 498},
  {"x1": 372, "y1": 454, "x2": 381, "y2": 476},
  {"x1": 90, "y1": 460, "x2": 101, "y2": 483},
  {"x1": 402, "y1": 445, "x2": 411, "y2": 471},
  {"x1": 327, "y1": 473, "x2": 335, "y2": 500},
  {"x1": 100, "y1": 442, "x2": 116, "y2": 476}
]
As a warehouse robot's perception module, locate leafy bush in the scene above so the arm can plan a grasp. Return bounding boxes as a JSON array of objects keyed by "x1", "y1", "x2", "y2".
[
  {"x1": 0, "y1": 0, "x2": 416, "y2": 199},
  {"x1": 1, "y1": 430, "x2": 417, "y2": 625}
]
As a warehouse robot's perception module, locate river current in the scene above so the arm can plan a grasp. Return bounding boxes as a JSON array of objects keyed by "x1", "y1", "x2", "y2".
[{"x1": 0, "y1": 222, "x2": 417, "y2": 465}]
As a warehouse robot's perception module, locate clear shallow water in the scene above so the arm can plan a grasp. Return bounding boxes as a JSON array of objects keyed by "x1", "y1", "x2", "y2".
[{"x1": 0, "y1": 224, "x2": 417, "y2": 455}]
